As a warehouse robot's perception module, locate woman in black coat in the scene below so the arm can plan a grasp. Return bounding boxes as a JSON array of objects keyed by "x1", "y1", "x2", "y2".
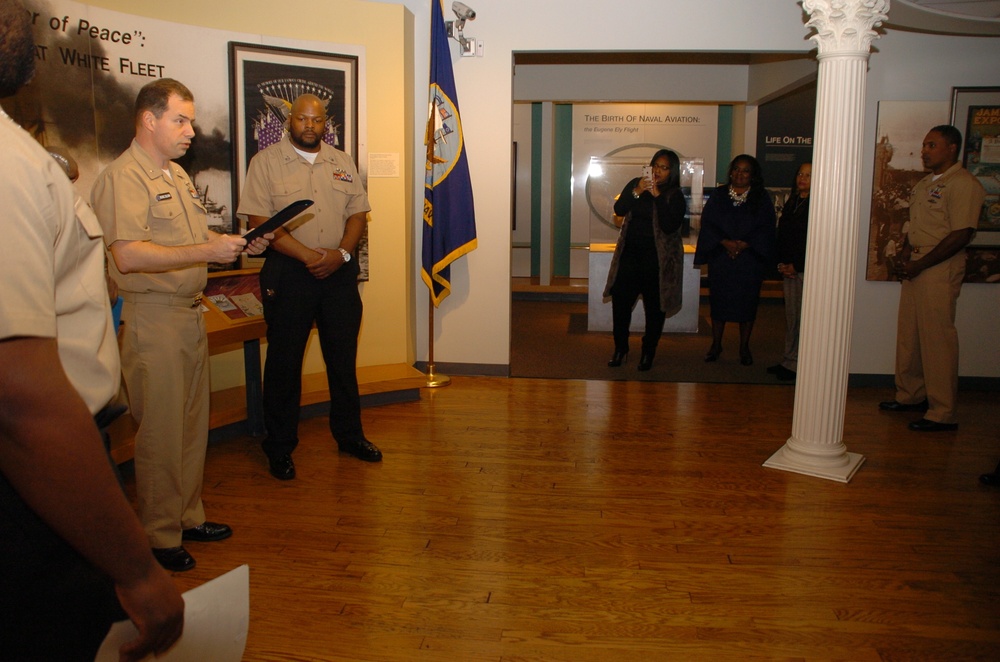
[
  {"x1": 693, "y1": 154, "x2": 776, "y2": 366},
  {"x1": 768, "y1": 162, "x2": 811, "y2": 382},
  {"x1": 603, "y1": 149, "x2": 687, "y2": 371}
]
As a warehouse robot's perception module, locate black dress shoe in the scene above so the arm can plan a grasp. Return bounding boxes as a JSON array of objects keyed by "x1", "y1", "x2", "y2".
[
  {"x1": 766, "y1": 364, "x2": 783, "y2": 375},
  {"x1": 637, "y1": 352, "x2": 654, "y2": 371},
  {"x1": 774, "y1": 365, "x2": 796, "y2": 381},
  {"x1": 879, "y1": 400, "x2": 929, "y2": 413},
  {"x1": 704, "y1": 346, "x2": 722, "y2": 363},
  {"x1": 607, "y1": 351, "x2": 628, "y2": 367},
  {"x1": 980, "y1": 473, "x2": 1000, "y2": 486},
  {"x1": 739, "y1": 348, "x2": 753, "y2": 366},
  {"x1": 152, "y1": 546, "x2": 195, "y2": 572},
  {"x1": 338, "y1": 438, "x2": 383, "y2": 462},
  {"x1": 182, "y1": 521, "x2": 233, "y2": 542},
  {"x1": 267, "y1": 453, "x2": 296, "y2": 480},
  {"x1": 908, "y1": 418, "x2": 958, "y2": 432}
]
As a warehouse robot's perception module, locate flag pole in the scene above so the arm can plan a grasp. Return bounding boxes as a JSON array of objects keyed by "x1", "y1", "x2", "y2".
[{"x1": 425, "y1": 292, "x2": 451, "y2": 387}]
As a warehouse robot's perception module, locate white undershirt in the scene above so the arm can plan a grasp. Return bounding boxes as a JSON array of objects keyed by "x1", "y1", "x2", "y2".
[{"x1": 293, "y1": 146, "x2": 318, "y2": 164}]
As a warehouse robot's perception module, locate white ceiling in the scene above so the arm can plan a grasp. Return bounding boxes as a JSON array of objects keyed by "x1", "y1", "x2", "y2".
[{"x1": 892, "y1": 0, "x2": 1000, "y2": 34}]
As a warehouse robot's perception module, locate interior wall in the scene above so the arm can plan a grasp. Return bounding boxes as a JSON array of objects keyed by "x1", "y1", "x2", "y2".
[
  {"x1": 852, "y1": 29, "x2": 1000, "y2": 378},
  {"x1": 432, "y1": 0, "x2": 999, "y2": 377},
  {"x1": 84, "y1": 0, "x2": 1000, "y2": 379},
  {"x1": 417, "y1": 0, "x2": 815, "y2": 368}
]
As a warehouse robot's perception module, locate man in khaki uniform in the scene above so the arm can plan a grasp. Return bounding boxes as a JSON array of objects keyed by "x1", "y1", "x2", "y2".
[
  {"x1": 879, "y1": 125, "x2": 985, "y2": 431},
  {"x1": 92, "y1": 78, "x2": 268, "y2": 571},
  {"x1": 0, "y1": 2, "x2": 182, "y2": 657},
  {"x1": 238, "y1": 93, "x2": 380, "y2": 481}
]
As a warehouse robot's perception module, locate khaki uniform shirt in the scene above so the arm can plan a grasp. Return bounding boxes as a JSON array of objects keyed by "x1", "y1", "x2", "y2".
[
  {"x1": 908, "y1": 161, "x2": 985, "y2": 249},
  {"x1": 237, "y1": 135, "x2": 369, "y2": 248},
  {"x1": 91, "y1": 140, "x2": 209, "y2": 297},
  {"x1": 0, "y1": 111, "x2": 119, "y2": 414}
]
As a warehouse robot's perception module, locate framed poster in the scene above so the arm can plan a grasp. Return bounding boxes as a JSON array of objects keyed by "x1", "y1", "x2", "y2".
[
  {"x1": 951, "y1": 87, "x2": 1000, "y2": 248},
  {"x1": 865, "y1": 101, "x2": 949, "y2": 281},
  {"x1": 228, "y1": 42, "x2": 366, "y2": 275}
]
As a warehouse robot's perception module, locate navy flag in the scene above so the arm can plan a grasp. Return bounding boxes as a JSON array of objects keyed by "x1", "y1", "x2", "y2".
[{"x1": 422, "y1": 0, "x2": 477, "y2": 307}]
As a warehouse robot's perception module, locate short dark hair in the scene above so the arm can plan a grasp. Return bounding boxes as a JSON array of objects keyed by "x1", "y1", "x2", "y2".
[
  {"x1": 134, "y1": 78, "x2": 194, "y2": 122},
  {"x1": 0, "y1": 0, "x2": 35, "y2": 98},
  {"x1": 728, "y1": 154, "x2": 765, "y2": 190},
  {"x1": 929, "y1": 124, "x2": 962, "y2": 149}
]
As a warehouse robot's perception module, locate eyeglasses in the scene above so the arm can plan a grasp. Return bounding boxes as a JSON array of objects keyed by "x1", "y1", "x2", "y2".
[{"x1": 652, "y1": 163, "x2": 671, "y2": 171}]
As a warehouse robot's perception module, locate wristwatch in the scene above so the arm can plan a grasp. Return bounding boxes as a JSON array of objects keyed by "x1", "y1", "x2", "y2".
[{"x1": 337, "y1": 247, "x2": 352, "y2": 263}]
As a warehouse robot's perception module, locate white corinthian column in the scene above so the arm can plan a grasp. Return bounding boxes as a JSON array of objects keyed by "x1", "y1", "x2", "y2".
[{"x1": 763, "y1": 0, "x2": 889, "y2": 482}]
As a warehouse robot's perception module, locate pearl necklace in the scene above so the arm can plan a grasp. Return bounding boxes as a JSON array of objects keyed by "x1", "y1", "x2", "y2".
[{"x1": 728, "y1": 186, "x2": 749, "y2": 206}]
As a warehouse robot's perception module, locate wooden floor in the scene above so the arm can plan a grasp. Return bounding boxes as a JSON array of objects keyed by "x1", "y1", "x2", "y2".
[{"x1": 147, "y1": 377, "x2": 1000, "y2": 661}]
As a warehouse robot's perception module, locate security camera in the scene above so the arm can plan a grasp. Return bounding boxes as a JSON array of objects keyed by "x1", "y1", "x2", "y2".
[{"x1": 453, "y1": 2, "x2": 476, "y2": 22}]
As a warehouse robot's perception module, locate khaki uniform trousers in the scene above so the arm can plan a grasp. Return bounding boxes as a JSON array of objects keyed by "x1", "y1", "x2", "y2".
[
  {"x1": 120, "y1": 294, "x2": 209, "y2": 548},
  {"x1": 894, "y1": 251, "x2": 965, "y2": 424}
]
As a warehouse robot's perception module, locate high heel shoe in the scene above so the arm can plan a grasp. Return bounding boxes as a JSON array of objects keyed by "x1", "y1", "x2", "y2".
[
  {"x1": 607, "y1": 351, "x2": 628, "y2": 367},
  {"x1": 740, "y1": 347, "x2": 753, "y2": 366},
  {"x1": 637, "y1": 352, "x2": 654, "y2": 371},
  {"x1": 704, "y1": 345, "x2": 722, "y2": 363}
]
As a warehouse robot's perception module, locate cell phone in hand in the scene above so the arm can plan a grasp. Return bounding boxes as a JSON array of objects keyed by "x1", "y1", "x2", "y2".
[{"x1": 642, "y1": 166, "x2": 653, "y2": 184}]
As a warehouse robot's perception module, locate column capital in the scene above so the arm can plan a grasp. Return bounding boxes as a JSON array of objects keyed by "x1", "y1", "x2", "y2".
[{"x1": 803, "y1": 0, "x2": 889, "y2": 54}]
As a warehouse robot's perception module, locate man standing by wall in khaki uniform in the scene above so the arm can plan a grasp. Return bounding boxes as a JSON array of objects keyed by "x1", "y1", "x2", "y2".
[
  {"x1": 879, "y1": 124, "x2": 985, "y2": 432},
  {"x1": 238, "y1": 93, "x2": 381, "y2": 482},
  {"x1": 93, "y1": 78, "x2": 268, "y2": 572}
]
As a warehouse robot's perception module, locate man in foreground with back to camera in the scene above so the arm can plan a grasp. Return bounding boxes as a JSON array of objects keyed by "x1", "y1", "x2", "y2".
[
  {"x1": 0, "y1": 1, "x2": 183, "y2": 658},
  {"x1": 879, "y1": 124, "x2": 985, "y2": 432}
]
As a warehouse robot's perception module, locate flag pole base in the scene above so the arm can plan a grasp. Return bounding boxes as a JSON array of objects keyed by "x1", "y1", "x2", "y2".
[{"x1": 425, "y1": 368, "x2": 451, "y2": 388}]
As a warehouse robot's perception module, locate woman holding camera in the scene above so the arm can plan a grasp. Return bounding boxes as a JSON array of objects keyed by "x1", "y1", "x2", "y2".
[{"x1": 603, "y1": 149, "x2": 688, "y2": 371}]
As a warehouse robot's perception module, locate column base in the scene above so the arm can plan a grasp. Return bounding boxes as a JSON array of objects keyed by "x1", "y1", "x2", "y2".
[{"x1": 763, "y1": 441, "x2": 866, "y2": 483}]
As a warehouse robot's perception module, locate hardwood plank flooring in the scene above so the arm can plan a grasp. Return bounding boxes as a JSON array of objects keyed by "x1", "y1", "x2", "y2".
[{"x1": 140, "y1": 377, "x2": 1000, "y2": 661}]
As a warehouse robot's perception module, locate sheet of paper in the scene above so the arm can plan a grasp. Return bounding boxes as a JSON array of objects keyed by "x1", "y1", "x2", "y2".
[{"x1": 95, "y1": 564, "x2": 249, "y2": 662}]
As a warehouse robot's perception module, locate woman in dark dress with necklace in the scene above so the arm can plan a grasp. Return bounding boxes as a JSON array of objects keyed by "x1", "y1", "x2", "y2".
[
  {"x1": 694, "y1": 154, "x2": 776, "y2": 366},
  {"x1": 603, "y1": 149, "x2": 687, "y2": 371}
]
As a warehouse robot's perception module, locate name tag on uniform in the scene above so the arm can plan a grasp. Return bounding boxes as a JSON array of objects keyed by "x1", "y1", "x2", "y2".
[
  {"x1": 155, "y1": 192, "x2": 173, "y2": 201},
  {"x1": 333, "y1": 169, "x2": 354, "y2": 183}
]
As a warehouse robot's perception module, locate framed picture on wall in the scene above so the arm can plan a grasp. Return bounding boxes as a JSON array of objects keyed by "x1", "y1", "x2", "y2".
[
  {"x1": 228, "y1": 42, "x2": 364, "y2": 274},
  {"x1": 951, "y1": 86, "x2": 1000, "y2": 249},
  {"x1": 866, "y1": 101, "x2": 949, "y2": 281}
]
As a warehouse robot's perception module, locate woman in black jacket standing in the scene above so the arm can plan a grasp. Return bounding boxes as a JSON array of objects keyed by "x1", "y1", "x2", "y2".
[
  {"x1": 603, "y1": 149, "x2": 687, "y2": 371},
  {"x1": 768, "y1": 162, "x2": 811, "y2": 382}
]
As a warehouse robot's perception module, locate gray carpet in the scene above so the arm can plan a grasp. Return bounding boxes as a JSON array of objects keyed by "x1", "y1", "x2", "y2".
[{"x1": 510, "y1": 296, "x2": 794, "y2": 385}]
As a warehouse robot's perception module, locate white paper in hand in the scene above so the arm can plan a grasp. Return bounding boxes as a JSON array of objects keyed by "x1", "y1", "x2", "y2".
[{"x1": 94, "y1": 564, "x2": 249, "y2": 662}]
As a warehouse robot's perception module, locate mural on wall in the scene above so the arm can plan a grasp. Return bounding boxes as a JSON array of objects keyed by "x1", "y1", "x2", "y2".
[
  {"x1": 7, "y1": 0, "x2": 247, "y2": 239},
  {"x1": 866, "y1": 100, "x2": 1000, "y2": 283},
  {"x1": 866, "y1": 101, "x2": 948, "y2": 282},
  {"x1": 5, "y1": 0, "x2": 366, "y2": 269}
]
